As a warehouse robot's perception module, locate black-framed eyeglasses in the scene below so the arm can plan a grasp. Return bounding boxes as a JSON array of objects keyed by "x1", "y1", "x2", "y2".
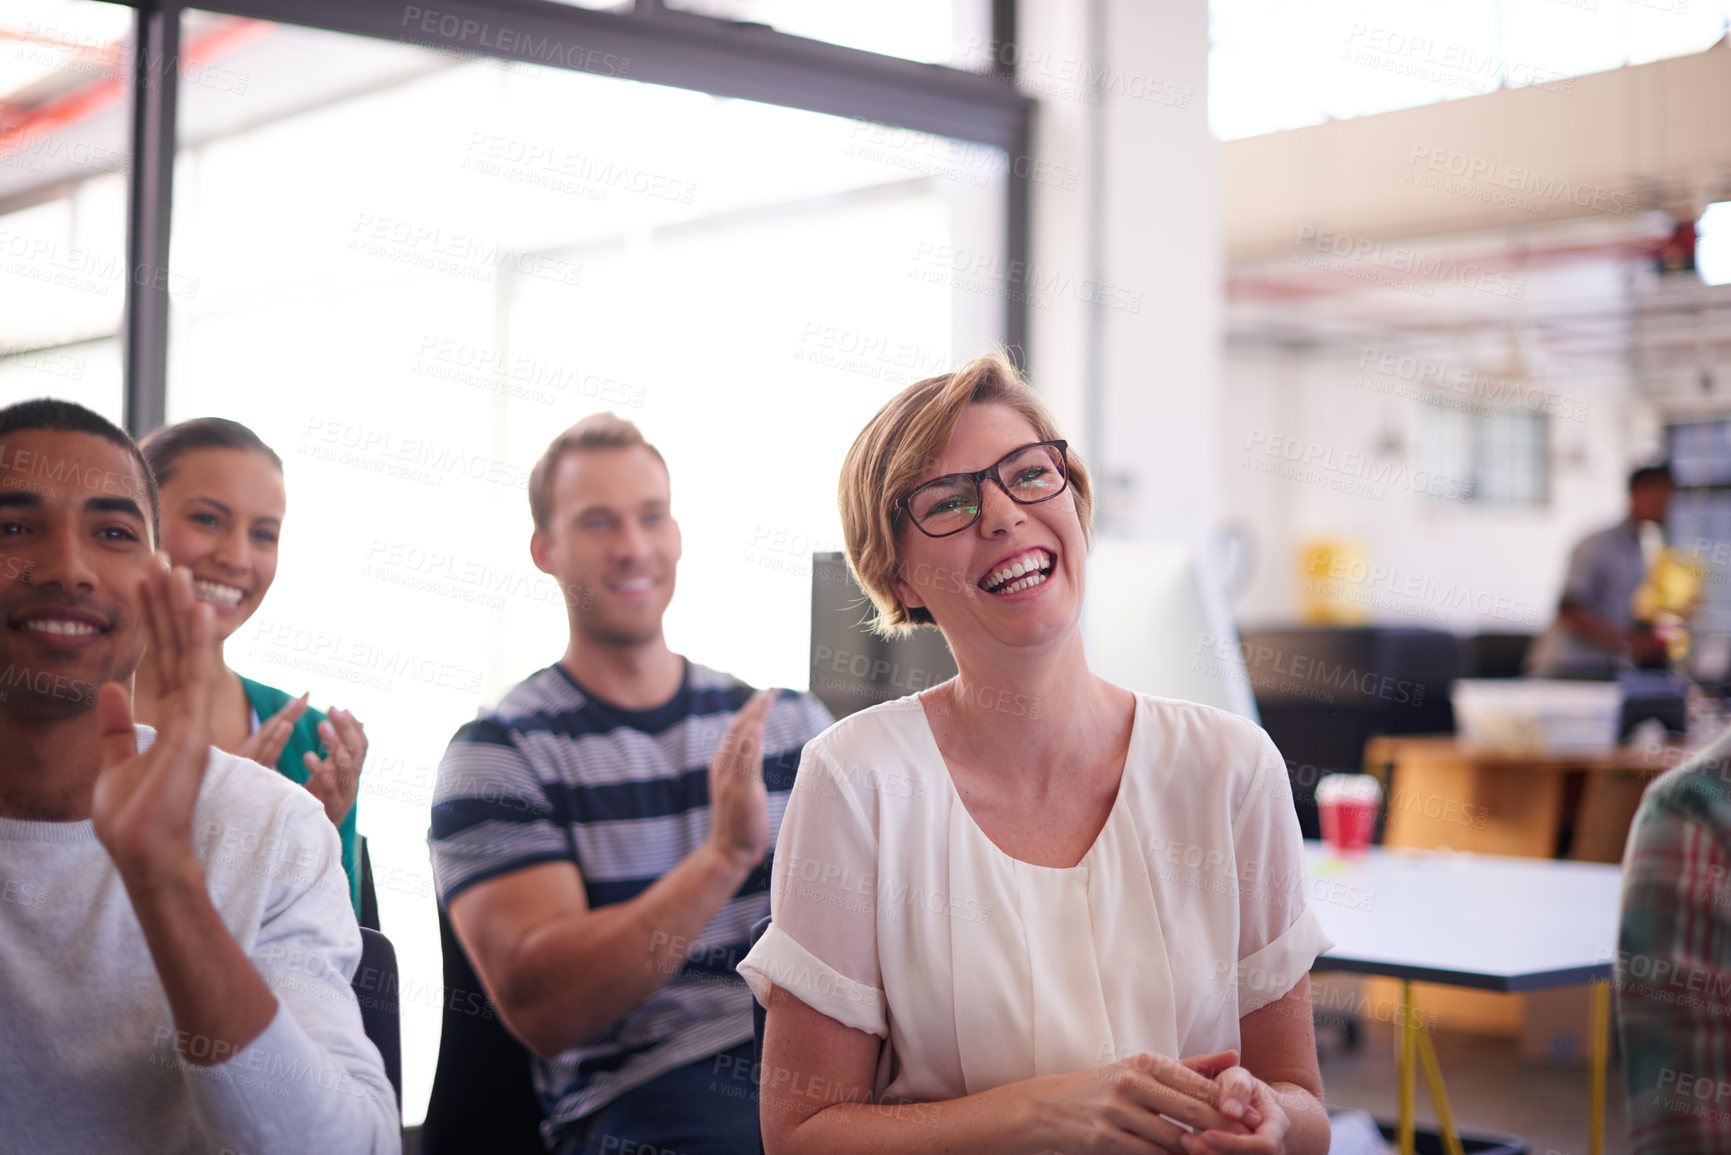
[{"x1": 895, "y1": 440, "x2": 1069, "y2": 538}]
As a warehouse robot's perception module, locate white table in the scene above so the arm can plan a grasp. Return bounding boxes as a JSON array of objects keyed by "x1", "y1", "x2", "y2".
[{"x1": 1301, "y1": 843, "x2": 1623, "y2": 1155}]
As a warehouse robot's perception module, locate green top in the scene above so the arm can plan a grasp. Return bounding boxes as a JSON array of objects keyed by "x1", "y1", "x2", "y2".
[{"x1": 239, "y1": 676, "x2": 363, "y2": 920}]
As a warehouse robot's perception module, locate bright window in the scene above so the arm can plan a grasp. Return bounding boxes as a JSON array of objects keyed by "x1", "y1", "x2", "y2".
[
  {"x1": 1699, "y1": 201, "x2": 1731, "y2": 286},
  {"x1": 0, "y1": 0, "x2": 132, "y2": 421},
  {"x1": 1415, "y1": 399, "x2": 1548, "y2": 505},
  {"x1": 166, "y1": 12, "x2": 1005, "y2": 1123},
  {"x1": 663, "y1": 0, "x2": 991, "y2": 66}
]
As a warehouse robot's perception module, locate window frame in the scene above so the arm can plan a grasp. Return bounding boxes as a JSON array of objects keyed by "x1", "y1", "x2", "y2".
[
  {"x1": 109, "y1": 0, "x2": 1031, "y2": 433},
  {"x1": 1416, "y1": 396, "x2": 1551, "y2": 507},
  {"x1": 1666, "y1": 418, "x2": 1731, "y2": 684}
]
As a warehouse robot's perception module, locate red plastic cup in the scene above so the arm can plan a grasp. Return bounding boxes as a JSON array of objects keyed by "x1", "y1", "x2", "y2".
[{"x1": 1317, "y1": 774, "x2": 1380, "y2": 856}]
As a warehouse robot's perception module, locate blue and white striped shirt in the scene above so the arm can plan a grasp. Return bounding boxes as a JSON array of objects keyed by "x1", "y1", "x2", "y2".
[{"x1": 428, "y1": 660, "x2": 832, "y2": 1139}]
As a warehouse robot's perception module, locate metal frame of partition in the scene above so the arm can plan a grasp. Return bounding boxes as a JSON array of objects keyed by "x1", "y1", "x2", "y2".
[
  {"x1": 111, "y1": 0, "x2": 1031, "y2": 436},
  {"x1": 123, "y1": 1, "x2": 180, "y2": 434}
]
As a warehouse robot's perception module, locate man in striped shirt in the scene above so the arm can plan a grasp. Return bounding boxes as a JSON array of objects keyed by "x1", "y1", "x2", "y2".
[
  {"x1": 1617, "y1": 731, "x2": 1731, "y2": 1154},
  {"x1": 429, "y1": 414, "x2": 832, "y2": 1155}
]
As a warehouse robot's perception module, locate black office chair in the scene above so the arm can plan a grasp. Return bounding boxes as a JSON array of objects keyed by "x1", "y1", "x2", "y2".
[
  {"x1": 421, "y1": 903, "x2": 546, "y2": 1155},
  {"x1": 358, "y1": 836, "x2": 381, "y2": 933},
  {"x1": 1460, "y1": 632, "x2": 1535, "y2": 679},
  {"x1": 750, "y1": 916, "x2": 772, "y2": 1155},
  {"x1": 351, "y1": 926, "x2": 402, "y2": 1118}
]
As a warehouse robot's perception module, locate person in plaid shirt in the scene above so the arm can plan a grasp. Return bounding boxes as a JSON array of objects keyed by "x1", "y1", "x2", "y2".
[{"x1": 1617, "y1": 737, "x2": 1731, "y2": 1154}]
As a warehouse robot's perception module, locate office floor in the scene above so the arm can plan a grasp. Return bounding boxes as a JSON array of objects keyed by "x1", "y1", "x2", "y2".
[{"x1": 1318, "y1": 1020, "x2": 1629, "y2": 1155}]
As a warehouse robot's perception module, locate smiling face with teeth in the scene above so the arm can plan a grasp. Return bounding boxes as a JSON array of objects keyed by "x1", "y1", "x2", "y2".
[
  {"x1": 0, "y1": 429, "x2": 156, "y2": 719},
  {"x1": 893, "y1": 403, "x2": 1087, "y2": 657},
  {"x1": 531, "y1": 444, "x2": 681, "y2": 649},
  {"x1": 156, "y1": 448, "x2": 285, "y2": 640}
]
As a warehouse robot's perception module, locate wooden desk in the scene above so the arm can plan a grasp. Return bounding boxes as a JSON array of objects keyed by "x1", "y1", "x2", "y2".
[
  {"x1": 1356, "y1": 735, "x2": 1692, "y2": 1042},
  {"x1": 1361, "y1": 734, "x2": 1691, "y2": 863}
]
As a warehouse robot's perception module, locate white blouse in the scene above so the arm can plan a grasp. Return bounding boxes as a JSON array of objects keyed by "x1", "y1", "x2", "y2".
[{"x1": 737, "y1": 691, "x2": 1334, "y2": 1105}]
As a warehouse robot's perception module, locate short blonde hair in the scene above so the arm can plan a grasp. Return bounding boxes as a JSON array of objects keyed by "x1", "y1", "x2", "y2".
[
  {"x1": 529, "y1": 412, "x2": 666, "y2": 532},
  {"x1": 838, "y1": 350, "x2": 1092, "y2": 636}
]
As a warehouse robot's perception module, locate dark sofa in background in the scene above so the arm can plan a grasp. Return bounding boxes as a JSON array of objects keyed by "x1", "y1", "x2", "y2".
[{"x1": 1237, "y1": 627, "x2": 1527, "y2": 839}]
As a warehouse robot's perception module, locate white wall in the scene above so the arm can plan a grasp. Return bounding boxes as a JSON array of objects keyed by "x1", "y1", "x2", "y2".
[
  {"x1": 1020, "y1": 0, "x2": 1222, "y2": 553},
  {"x1": 1223, "y1": 320, "x2": 1662, "y2": 633},
  {"x1": 1216, "y1": 47, "x2": 1731, "y2": 638}
]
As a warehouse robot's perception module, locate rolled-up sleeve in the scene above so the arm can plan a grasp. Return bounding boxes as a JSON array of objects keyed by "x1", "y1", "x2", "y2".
[
  {"x1": 738, "y1": 743, "x2": 887, "y2": 1038},
  {"x1": 1232, "y1": 735, "x2": 1334, "y2": 1016}
]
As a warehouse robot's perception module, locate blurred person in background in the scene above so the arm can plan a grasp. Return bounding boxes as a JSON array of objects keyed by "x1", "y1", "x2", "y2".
[
  {"x1": 135, "y1": 418, "x2": 370, "y2": 924},
  {"x1": 1527, "y1": 464, "x2": 1677, "y2": 679},
  {"x1": 429, "y1": 412, "x2": 833, "y2": 1155}
]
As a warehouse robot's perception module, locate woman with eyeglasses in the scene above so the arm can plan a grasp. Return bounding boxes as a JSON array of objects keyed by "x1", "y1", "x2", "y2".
[
  {"x1": 739, "y1": 351, "x2": 1332, "y2": 1155},
  {"x1": 135, "y1": 418, "x2": 369, "y2": 923}
]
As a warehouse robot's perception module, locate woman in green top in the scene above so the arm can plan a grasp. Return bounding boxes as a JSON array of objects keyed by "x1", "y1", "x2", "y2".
[{"x1": 134, "y1": 418, "x2": 369, "y2": 921}]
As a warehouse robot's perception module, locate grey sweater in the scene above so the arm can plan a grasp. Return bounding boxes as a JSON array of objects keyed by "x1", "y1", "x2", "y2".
[{"x1": 0, "y1": 725, "x2": 400, "y2": 1153}]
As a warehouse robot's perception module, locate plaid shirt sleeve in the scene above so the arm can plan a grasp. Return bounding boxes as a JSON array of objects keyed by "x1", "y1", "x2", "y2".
[{"x1": 1617, "y1": 754, "x2": 1731, "y2": 1155}]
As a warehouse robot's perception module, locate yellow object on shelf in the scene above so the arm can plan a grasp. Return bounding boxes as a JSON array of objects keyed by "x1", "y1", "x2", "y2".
[{"x1": 1297, "y1": 538, "x2": 1372, "y2": 625}]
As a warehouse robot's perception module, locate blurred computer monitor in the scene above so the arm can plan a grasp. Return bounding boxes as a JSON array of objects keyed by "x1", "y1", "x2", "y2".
[
  {"x1": 810, "y1": 554, "x2": 962, "y2": 723},
  {"x1": 809, "y1": 552, "x2": 957, "y2": 719},
  {"x1": 1080, "y1": 539, "x2": 1258, "y2": 721},
  {"x1": 807, "y1": 544, "x2": 1255, "y2": 722}
]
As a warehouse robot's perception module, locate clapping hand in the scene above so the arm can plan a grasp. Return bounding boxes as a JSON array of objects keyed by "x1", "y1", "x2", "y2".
[
  {"x1": 90, "y1": 557, "x2": 287, "y2": 1068},
  {"x1": 91, "y1": 559, "x2": 216, "y2": 883},
  {"x1": 234, "y1": 691, "x2": 309, "y2": 770},
  {"x1": 303, "y1": 708, "x2": 366, "y2": 826},
  {"x1": 706, "y1": 688, "x2": 777, "y2": 873},
  {"x1": 229, "y1": 680, "x2": 367, "y2": 828}
]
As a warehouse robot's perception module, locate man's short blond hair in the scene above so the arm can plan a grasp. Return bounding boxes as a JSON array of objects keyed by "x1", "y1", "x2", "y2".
[
  {"x1": 838, "y1": 350, "x2": 1093, "y2": 637},
  {"x1": 529, "y1": 412, "x2": 666, "y2": 532}
]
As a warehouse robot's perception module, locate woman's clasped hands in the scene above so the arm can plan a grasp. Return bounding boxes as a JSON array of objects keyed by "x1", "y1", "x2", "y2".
[{"x1": 1028, "y1": 1049, "x2": 1291, "y2": 1155}]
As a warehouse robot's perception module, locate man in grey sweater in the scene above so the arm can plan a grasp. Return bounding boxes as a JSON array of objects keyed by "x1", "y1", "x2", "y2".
[
  {"x1": 1526, "y1": 464, "x2": 1675, "y2": 678},
  {"x1": 0, "y1": 399, "x2": 399, "y2": 1153}
]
